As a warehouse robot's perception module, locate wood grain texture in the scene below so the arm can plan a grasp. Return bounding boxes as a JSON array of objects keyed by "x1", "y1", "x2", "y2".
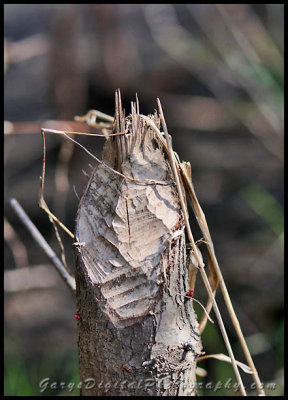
[
  {"x1": 75, "y1": 97, "x2": 181, "y2": 328},
  {"x1": 74, "y1": 91, "x2": 201, "y2": 395}
]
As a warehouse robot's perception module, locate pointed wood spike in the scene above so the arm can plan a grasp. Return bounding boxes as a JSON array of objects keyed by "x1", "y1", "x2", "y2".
[
  {"x1": 136, "y1": 93, "x2": 139, "y2": 115},
  {"x1": 115, "y1": 90, "x2": 120, "y2": 132},
  {"x1": 117, "y1": 88, "x2": 124, "y2": 132}
]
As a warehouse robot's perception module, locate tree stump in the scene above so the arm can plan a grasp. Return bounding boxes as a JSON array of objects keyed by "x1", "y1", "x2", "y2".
[{"x1": 74, "y1": 92, "x2": 202, "y2": 396}]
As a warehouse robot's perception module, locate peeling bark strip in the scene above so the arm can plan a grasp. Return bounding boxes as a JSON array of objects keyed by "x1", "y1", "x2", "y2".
[{"x1": 74, "y1": 91, "x2": 202, "y2": 396}]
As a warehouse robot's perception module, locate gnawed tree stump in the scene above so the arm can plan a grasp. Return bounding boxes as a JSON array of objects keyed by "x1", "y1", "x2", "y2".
[{"x1": 74, "y1": 91, "x2": 202, "y2": 396}]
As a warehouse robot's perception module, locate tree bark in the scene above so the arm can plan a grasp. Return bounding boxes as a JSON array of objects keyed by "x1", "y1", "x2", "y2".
[{"x1": 74, "y1": 91, "x2": 202, "y2": 396}]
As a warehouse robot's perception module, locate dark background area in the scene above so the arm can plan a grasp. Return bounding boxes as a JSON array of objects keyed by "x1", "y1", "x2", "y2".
[{"x1": 4, "y1": 4, "x2": 283, "y2": 396}]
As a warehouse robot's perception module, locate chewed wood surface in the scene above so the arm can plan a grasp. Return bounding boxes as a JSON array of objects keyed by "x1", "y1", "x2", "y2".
[{"x1": 75, "y1": 95, "x2": 183, "y2": 328}]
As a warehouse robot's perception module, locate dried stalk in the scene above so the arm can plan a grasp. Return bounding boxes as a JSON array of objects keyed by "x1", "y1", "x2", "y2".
[
  {"x1": 39, "y1": 130, "x2": 75, "y2": 239},
  {"x1": 140, "y1": 101, "x2": 265, "y2": 397},
  {"x1": 156, "y1": 99, "x2": 247, "y2": 396},
  {"x1": 197, "y1": 353, "x2": 253, "y2": 375},
  {"x1": 4, "y1": 120, "x2": 96, "y2": 135},
  {"x1": 180, "y1": 164, "x2": 266, "y2": 396}
]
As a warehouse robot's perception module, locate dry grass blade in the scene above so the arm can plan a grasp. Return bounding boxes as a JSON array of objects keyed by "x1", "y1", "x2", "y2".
[
  {"x1": 197, "y1": 353, "x2": 253, "y2": 375},
  {"x1": 177, "y1": 292, "x2": 214, "y2": 324},
  {"x1": 49, "y1": 212, "x2": 70, "y2": 275},
  {"x1": 180, "y1": 162, "x2": 266, "y2": 396},
  {"x1": 191, "y1": 297, "x2": 214, "y2": 324},
  {"x1": 156, "y1": 99, "x2": 247, "y2": 396},
  {"x1": 41, "y1": 128, "x2": 124, "y2": 137},
  {"x1": 39, "y1": 130, "x2": 75, "y2": 239},
  {"x1": 179, "y1": 162, "x2": 218, "y2": 333}
]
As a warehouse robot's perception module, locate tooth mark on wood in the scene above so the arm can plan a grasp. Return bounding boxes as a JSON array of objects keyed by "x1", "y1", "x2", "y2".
[
  {"x1": 75, "y1": 91, "x2": 183, "y2": 328},
  {"x1": 125, "y1": 196, "x2": 131, "y2": 248}
]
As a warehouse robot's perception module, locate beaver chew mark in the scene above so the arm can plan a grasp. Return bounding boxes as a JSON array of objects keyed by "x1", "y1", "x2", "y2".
[{"x1": 75, "y1": 95, "x2": 183, "y2": 328}]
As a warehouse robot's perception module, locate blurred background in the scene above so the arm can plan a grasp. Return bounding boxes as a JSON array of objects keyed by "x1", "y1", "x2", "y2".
[{"x1": 4, "y1": 4, "x2": 283, "y2": 396}]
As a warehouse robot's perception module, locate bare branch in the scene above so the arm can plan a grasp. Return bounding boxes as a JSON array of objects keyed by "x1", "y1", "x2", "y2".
[{"x1": 9, "y1": 198, "x2": 76, "y2": 294}]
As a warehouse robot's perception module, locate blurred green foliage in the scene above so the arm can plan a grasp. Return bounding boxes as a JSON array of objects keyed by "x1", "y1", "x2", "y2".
[
  {"x1": 5, "y1": 337, "x2": 80, "y2": 396},
  {"x1": 240, "y1": 183, "x2": 284, "y2": 237}
]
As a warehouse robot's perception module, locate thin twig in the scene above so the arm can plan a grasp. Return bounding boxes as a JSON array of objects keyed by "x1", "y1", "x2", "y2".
[
  {"x1": 42, "y1": 128, "x2": 123, "y2": 137},
  {"x1": 4, "y1": 120, "x2": 96, "y2": 136},
  {"x1": 55, "y1": 130, "x2": 173, "y2": 187},
  {"x1": 49, "y1": 214, "x2": 71, "y2": 276},
  {"x1": 39, "y1": 130, "x2": 75, "y2": 239},
  {"x1": 9, "y1": 198, "x2": 76, "y2": 294},
  {"x1": 176, "y1": 292, "x2": 214, "y2": 324},
  {"x1": 75, "y1": 109, "x2": 115, "y2": 124}
]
